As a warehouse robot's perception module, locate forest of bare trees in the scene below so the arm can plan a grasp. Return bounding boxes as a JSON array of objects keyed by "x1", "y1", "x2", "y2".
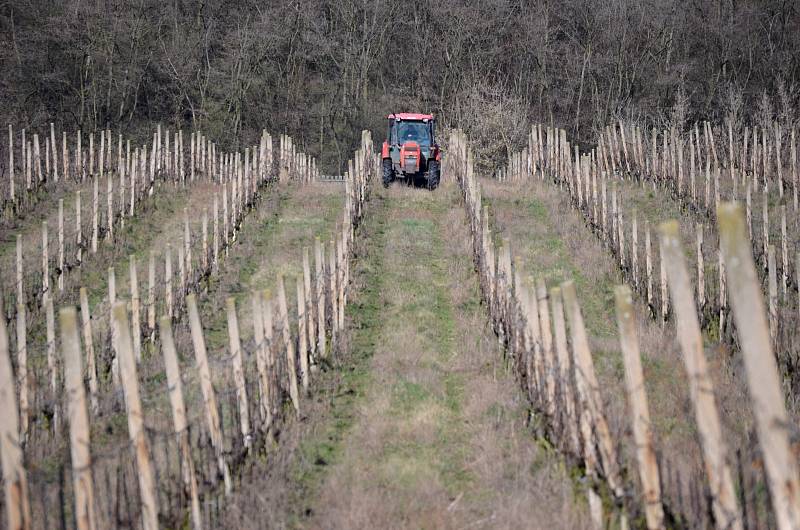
[{"x1": 2, "y1": 0, "x2": 799, "y2": 172}]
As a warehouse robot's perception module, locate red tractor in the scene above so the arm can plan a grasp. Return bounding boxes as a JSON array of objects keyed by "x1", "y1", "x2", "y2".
[{"x1": 382, "y1": 113, "x2": 441, "y2": 189}]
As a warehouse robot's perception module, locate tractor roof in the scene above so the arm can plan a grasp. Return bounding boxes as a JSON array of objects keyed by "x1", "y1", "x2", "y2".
[{"x1": 387, "y1": 113, "x2": 434, "y2": 121}]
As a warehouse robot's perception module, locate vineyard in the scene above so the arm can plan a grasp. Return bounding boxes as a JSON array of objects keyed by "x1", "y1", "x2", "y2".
[{"x1": 2, "y1": 110, "x2": 800, "y2": 529}]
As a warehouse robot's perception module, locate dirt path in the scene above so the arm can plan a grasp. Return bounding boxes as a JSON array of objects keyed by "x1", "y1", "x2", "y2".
[{"x1": 296, "y1": 182, "x2": 588, "y2": 529}]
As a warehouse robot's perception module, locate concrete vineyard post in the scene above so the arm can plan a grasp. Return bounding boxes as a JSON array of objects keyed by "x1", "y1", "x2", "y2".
[
  {"x1": 561, "y1": 281, "x2": 623, "y2": 498},
  {"x1": 719, "y1": 203, "x2": 800, "y2": 530},
  {"x1": 614, "y1": 286, "x2": 664, "y2": 530},
  {"x1": 111, "y1": 302, "x2": 159, "y2": 529},
  {"x1": 79, "y1": 288, "x2": 98, "y2": 413},
  {"x1": 60, "y1": 307, "x2": 97, "y2": 530},
  {"x1": 225, "y1": 298, "x2": 251, "y2": 448},
  {"x1": 186, "y1": 293, "x2": 232, "y2": 494},
  {"x1": 0, "y1": 316, "x2": 32, "y2": 530},
  {"x1": 158, "y1": 316, "x2": 202, "y2": 529},
  {"x1": 658, "y1": 221, "x2": 742, "y2": 530}
]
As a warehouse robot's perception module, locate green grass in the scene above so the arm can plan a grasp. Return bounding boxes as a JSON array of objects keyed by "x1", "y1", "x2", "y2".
[
  {"x1": 287, "y1": 192, "x2": 388, "y2": 522},
  {"x1": 485, "y1": 193, "x2": 618, "y2": 338}
]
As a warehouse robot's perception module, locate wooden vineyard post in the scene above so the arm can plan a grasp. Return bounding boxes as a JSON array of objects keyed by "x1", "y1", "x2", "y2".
[
  {"x1": 328, "y1": 240, "x2": 338, "y2": 340},
  {"x1": 158, "y1": 317, "x2": 202, "y2": 529},
  {"x1": 15, "y1": 304, "x2": 28, "y2": 438},
  {"x1": 106, "y1": 174, "x2": 113, "y2": 241},
  {"x1": 296, "y1": 277, "x2": 309, "y2": 392},
  {"x1": 696, "y1": 224, "x2": 705, "y2": 309},
  {"x1": 184, "y1": 208, "x2": 192, "y2": 278},
  {"x1": 521, "y1": 283, "x2": 542, "y2": 402},
  {"x1": 315, "y1": 237, "x2": 326, "y2": 358},
  {"x1": 44, "y1": 295, "x2": 59, "y2": 432},
  {"x1": 213, "y1": 195, "x2": 219, "y2": 270},
  {"x1": 250, "y1": 292, "x2": 271, "y2": 428},
  {"x1": 42, "y1": 221, "x2": 49, "y2": 296},
  {"x1": 111, "y1": 302, "x2": 159, "y2": 529},
  {"x1": 614, "y1": 286, "x2": 664, "y2": 529},
  {"x1": 147, "y1": 251, "x2": 155, "y2": 338},
  {"x1": 186, "y1": 293, "x2": 232, "y2": 494},
  {"x1": 79, "y1": 288, "x2": 98, "y2": 413},
  {"x1": 0, "y1": 316, "x2": 32, "y2": 530},
  {"x1": 718, "y1": 203, "x2": 800, "y2": 530},
  {"x1": 768, "y1": 246, "x2": 778, "y2": 343},
  {"x1": 225, "y1": 298, "x2": 251, "y2": 448},
  {"x1": 165, "y1": 245, "x2": 173, "y2": 318},
  {"x1": 658, "y1": 221, "x2": 742, "y2": 530},
  {"x1": 535, "y1": 278, "x2": 556, "y2": 418},
  {"x1": 277, "y1": 275, "x2": 301, "y2": 414},
  {"x1": 561, "y1": 281, "x2": 623, "y2": 498},
  {"x1": 781, "y1": 206, "x2": 788, "y2": 300},
  {"x1": 58, "y1": 199, "x2": 64, "y2": 291},
  {"x1": 91, "y1": 176, "x2": 98, "y2": 253},
  {"x1": 8, "y1": 124, "x2": 15, "y2": 205},
  {"x1": 108, "y1": 267, "x2": 120, "y2": 386},
  {"x1": 337, "y1": 235, "x2": 345, "y2": 331},
  {"x1": 16, "y1": 235, "x2": 23, "y2": 306},
  {"x1": 60, "y1": 307, "x2": 97, "y2": 530},
  {"x1": 129, "y1": 256, "x2": 142, "y2": 362},
  {"x1": 303, "y1": 247, "x2": 316, "y2": 359},
  {"x1": 549, "y1": 287, "x2": 579, "y2": 454},
  {"x1": 261, "y1": 291, "x2": 278, "y2": 423},
  {"x1": 202, "y1": 210, "x2": 208, "y2": 273}
]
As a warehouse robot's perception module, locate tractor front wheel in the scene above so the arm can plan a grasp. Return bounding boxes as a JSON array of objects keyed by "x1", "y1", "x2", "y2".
[
  {"x1": 427, "y1": 160, "x2": 440, "y2": 190},
  {"x1": 382, "y1": 159, "x2": 394, "y2": 188}
]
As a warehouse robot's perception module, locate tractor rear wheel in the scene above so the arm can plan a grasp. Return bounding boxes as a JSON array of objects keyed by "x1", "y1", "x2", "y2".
[
  {"x1": 427, "y1": 160, "x2": 440, "y2": 190},
  {"x1": 382, "y1": 159, "x2": 394, "y2": 188}
]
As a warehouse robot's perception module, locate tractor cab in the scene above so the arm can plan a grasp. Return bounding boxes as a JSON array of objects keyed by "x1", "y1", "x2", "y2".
[{"x1": 382, "y1": 113, "x2": 441, "y2": 189}]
